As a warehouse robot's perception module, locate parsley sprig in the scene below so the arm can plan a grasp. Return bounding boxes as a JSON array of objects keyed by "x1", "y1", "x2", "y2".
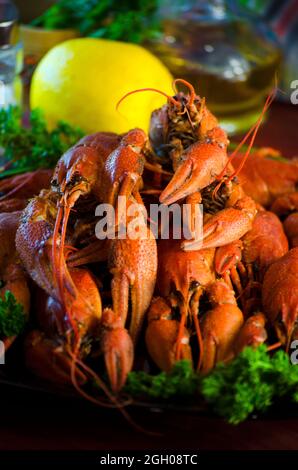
[
  {"x1": 201, "y1": 346, "x2": 298, "y2": 424},
  {"x1": 0, "y1": 106, "x2": 84, "y2": 178},
  {"x1": 31, "y1": 0, "x2": 161, "y2": 44},
  {"x1": 0, "y1": 291, "x2": 26, "y2": 338},
  {"x1": 125, "y1": 347, "x2": 298, "y2": 424},
  {"x1": 126, "y1": 360, "x2": 200, "y2": 400}
]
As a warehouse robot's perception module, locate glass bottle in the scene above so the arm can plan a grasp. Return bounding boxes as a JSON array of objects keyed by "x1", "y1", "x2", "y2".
[
  {"x1": 146, "y1": 0, "x2": 281, "y2": 134},
  {"x1": 0, "y1": 0, "x2": 23, "y2": 108}
]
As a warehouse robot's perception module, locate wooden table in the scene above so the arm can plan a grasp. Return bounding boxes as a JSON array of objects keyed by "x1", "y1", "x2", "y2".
[{"x1": 0, "y1": 101, "x2": 297, "y2": 452}]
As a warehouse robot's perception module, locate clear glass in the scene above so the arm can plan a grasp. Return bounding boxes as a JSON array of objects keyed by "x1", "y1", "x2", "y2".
[
  {"x1": 146, "y1": 0, "x2": 281, "y2": 134},
  {"x1": 0, "y1": 41, "x2": 23, "y2": 106}
]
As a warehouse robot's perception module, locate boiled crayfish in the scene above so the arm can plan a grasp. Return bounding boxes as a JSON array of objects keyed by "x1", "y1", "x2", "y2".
[
  {"x1": 16, "y1": 130, "x2": 157, "y2": 397},
  {"x1": 0, "y1": 77, "x2": 294, "y2": 407}
]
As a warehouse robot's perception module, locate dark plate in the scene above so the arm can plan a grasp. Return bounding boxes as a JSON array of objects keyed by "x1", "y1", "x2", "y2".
[
  {"x1": 0, "y1": 366, "x2": 208, "y2": 414},
  {"x1": 1, "y1": 343, "x2": 298, "y2": 421},
  {"x1": 0, "y1": 339, "x2": 209, "y2": 414}
]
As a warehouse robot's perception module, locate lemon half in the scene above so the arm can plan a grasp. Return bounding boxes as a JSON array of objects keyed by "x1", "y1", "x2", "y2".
[{"x1": 30, "y1": 38, "x2": 173, "y2": 134}]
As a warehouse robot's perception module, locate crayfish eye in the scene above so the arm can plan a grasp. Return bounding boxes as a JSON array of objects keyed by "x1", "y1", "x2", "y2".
[
  {"x1": 253, "y1": 261, "x2": 260, "y2": 273},
  {"x1": 67, "y1": 172, "x2": 83, "y2": 187},
  {"x1": 190, "y1": 280, "x2": 200, "y2": 291}
]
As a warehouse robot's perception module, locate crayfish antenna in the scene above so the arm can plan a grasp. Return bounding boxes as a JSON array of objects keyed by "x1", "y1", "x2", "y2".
[
  {"x1": 52, "y1": 198, "x2": 87, "y2": 344},
  {"x1": 228, "y1": 89, "x2": 276, "y2": 181},
  {"x1": 193, "y1": 312, "x2": 204, "y2": 371},
  {"x1": 54, "y1": 209, "x2": 148, "y2": 431},
  {"x1": 172, "y1": 78, "x2": 196, "y2": 106},
  {"x1": 116, "y1": 88, "x2": 181, "y2": 111},
  {"x1": 68, "y1": 340, "x2": 125, "y2": 408},
  {"x1": 52, "y1": 203, "x2": 67, "y2": 333},
  {"x1": 68, "y1": 343, "x2": 159, "y2": 436},
  {"x1": 175, "y1": 304, "x2": 188, "y2": 361},
  {"x1": 214, "y1": 87, "x2": 277, "y2": 195},
  {"x1": 175, "y1": 301, "x2": 204, "y2": 371},
  {"x1": 267, "y1": 341, "x2": 282, "y2": 352},
  {"x1": 189, "y1": 289, "x2": 204, "y2": 371},
  {"x1": 57, "y1": 203, "x2": 81, "y2": 341},
  {"x1": 52, "y1": 203, "x2": 63, "y2": 292}
]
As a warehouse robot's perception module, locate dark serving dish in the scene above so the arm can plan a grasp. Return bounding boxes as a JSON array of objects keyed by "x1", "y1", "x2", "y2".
[{"x1": 1, "y1": 339, "x2": 298, "y2": 421}]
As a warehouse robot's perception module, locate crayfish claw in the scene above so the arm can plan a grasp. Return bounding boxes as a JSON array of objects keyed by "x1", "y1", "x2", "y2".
[
  {"x1": 200, "y1": 281, "x2": 244, "y2": 374},
  {"x1": 233, "y1": 313, "x2": 268, "y2": 355},
  {"x1": 159, "y1": 127, "x2": 228, "y2": 206},
  {"x1": 215, "y1": 241, "x2": 243, "y2": 275},
  {"x1": 185, "y1": 197, "x2": 256, "y2": 251},
  {"x1": 159, "y1": 158, "x2": 195, "y2": 205},
  {"x1": 101, "y1": 309, "x2": 134, "y2": 393},
  {"x1": 145, "y1": 297, "x2": 193, "y2": 373}
]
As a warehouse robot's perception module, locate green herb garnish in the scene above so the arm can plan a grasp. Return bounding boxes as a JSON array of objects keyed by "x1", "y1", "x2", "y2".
[
  {"x1": 126, "y1": 347, "x2": 298, "y2": 424},
  {"x1": 31, "y1": 0, "x2": 161, "y2": 44},
  {"x1": 201, "y1": 346, "x2": 298, "y2": 424},
  {"x1": 125, "y1": 360, "x2": 200, "y2": 399},
  {"x1": 0, "y1": 106, "x2": 84, "y2": 178},
  {"x1": 0, "y1": 291, "x2": 26, "y2": 337}
]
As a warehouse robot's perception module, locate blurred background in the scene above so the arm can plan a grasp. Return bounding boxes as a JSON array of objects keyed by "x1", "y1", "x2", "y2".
[{"x1": 3, "y1": 0, "x2": 298, "y2": 134}]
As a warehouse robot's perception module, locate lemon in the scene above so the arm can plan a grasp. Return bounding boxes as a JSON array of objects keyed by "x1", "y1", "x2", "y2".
[{"x1": 30, "y1": 38, "x2": 173, "y2": 134}]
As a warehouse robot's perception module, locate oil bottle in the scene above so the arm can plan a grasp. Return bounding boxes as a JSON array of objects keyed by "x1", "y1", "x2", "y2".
[{"x1": 146, "y1": 0, "x2": 281, "y2": 134}]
